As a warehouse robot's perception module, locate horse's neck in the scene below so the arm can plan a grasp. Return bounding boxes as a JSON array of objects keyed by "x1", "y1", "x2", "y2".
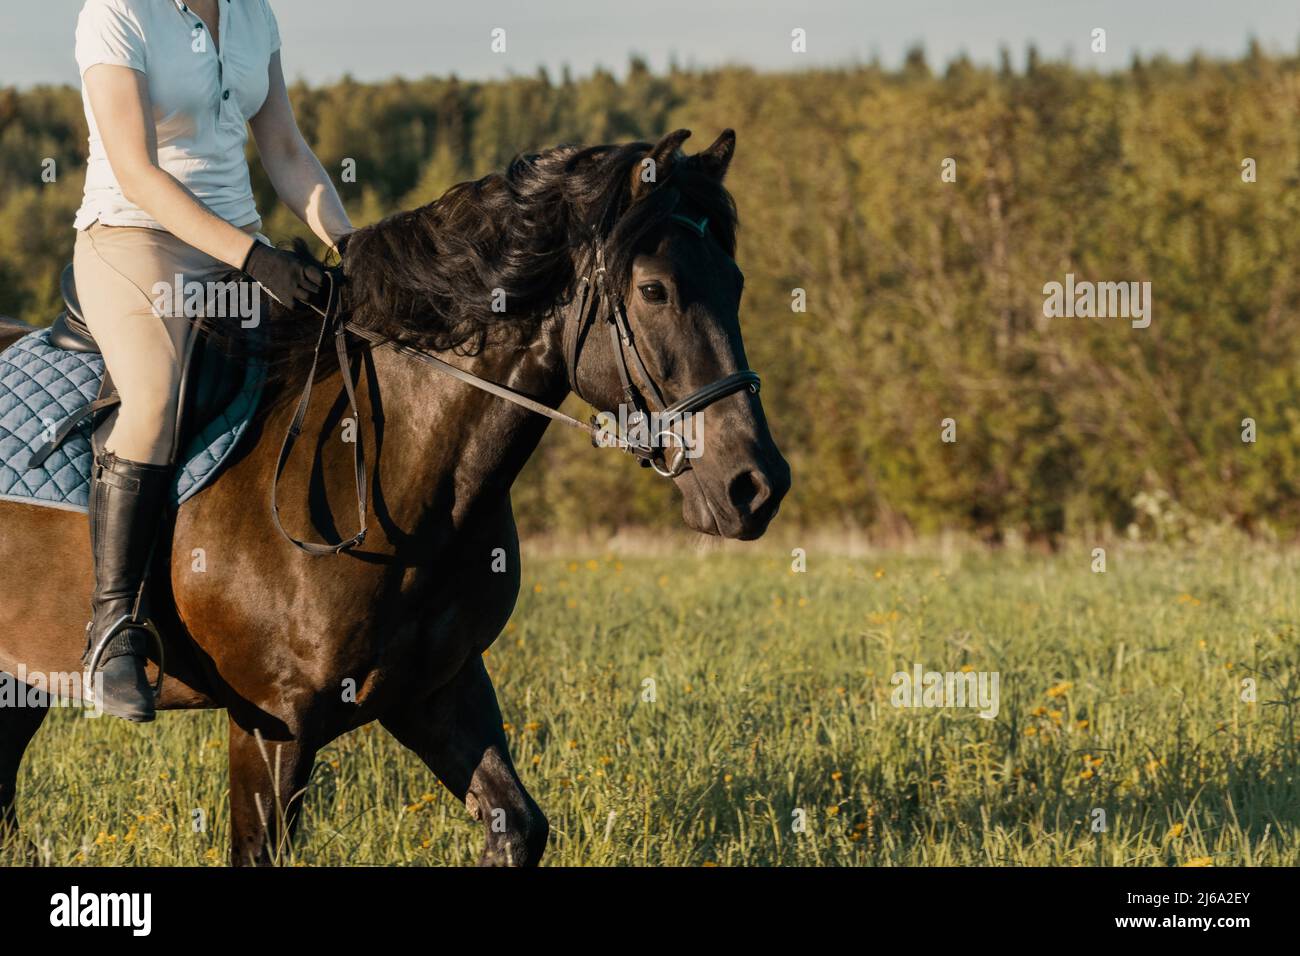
[{"x1": 371, "y1": 321, "x2": 568, "y2": 530}]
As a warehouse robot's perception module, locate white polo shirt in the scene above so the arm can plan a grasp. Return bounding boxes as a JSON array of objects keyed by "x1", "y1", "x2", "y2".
[{"x1": 73, "y1": 0, "x2": 281, "y2": 231}]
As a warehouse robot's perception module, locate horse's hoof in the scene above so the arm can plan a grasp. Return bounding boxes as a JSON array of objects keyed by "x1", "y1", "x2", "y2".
[{"x1": 97, "y1": 655, "x2": 156, "y2": 722}]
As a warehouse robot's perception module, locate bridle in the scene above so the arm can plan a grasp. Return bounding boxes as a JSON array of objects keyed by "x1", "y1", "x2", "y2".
[
  {"x1": 272, "y1": 213, "x2": 761, "y2": 555},
  {"x1": 563, "y1": 213, "x2": 761, "y2": 477}
]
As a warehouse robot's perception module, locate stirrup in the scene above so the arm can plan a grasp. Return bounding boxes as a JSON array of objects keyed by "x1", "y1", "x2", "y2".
[{"x1": 83, "y1": 615, "x2": 166, "y2": 702}]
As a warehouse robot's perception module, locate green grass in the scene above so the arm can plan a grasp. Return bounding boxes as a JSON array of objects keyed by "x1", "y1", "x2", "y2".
[{"x1": 5, "y1": 540, "x2": 1299, "y2": 866}]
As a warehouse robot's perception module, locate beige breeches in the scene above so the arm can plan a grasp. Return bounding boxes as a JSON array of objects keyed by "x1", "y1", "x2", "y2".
[{"x1": 72, "y1": 222, "x2": 256, "y2": 465}]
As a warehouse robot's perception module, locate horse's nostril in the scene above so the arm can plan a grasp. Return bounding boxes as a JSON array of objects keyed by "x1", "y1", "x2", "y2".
[{"x1": 728, "y1": 469, "x2": 770, "y2": 516}]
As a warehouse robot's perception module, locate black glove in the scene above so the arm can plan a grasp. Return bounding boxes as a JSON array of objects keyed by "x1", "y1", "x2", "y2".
[{"x1": 241, "y1": 241, "x2": 324, "y2": 309}]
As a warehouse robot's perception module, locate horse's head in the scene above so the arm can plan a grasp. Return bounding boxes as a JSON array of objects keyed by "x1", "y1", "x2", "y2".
[{"x1": 566, "y1": 129, "x2": 790, "y2": 540}]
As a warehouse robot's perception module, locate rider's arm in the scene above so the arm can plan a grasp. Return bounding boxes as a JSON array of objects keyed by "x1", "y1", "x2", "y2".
[
  {"x1": 82, "y1": 63, "x2": 258, "y2": 269},
  {"x1": 250, "y1": 52, "x2": 354, "y2": 251}
]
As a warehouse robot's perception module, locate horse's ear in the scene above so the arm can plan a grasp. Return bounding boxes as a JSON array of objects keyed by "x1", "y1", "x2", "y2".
[
  {"x1": 631, "y1": 129, "x2": 692, "y2": 200},
  {"x1": 697, "y1": 129, "x2": 736, "y2": 181}
]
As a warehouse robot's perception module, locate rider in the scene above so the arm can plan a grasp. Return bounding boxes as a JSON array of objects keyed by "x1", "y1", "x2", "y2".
[{"x1": 74, "y1": 0, "x2": 352, "y2": 720}]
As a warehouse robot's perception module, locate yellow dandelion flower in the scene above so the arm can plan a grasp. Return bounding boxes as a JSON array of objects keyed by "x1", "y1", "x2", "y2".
[
  {"x1": 1180, "y1": 857, "x2": 1213, "y2": 867},
  {"x1": 1167, "y1": 822, "x2": 1185, "y2": 839},
  {"x1": 1046, "y1": 681, "x2": 1073, "y2": 698},
  {"x1": 831, "y1": 771, "x2": 843, "y2": 781}
]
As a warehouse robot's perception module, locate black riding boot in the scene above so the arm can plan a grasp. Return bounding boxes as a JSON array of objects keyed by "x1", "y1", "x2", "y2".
[{"x1": 84, "y1": 451, "x2": 171, "y2": 722}]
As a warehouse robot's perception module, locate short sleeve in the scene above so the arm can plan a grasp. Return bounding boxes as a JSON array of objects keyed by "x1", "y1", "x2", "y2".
[
  {"x1": 75, "y1": 0, "x2": 147, "y2": 75},
  {"x1": 262, "y1": 0, "x2": 281, "y2": 54}
]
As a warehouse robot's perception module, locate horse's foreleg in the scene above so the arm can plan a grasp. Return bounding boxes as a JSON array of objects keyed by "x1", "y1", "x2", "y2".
[
  {"x1": 0, "y1": 683, "x2": 47, "y2": 860},
  {"x1": 226, "y1": 718, "x2": 317, "y2": 866},
  {"x1": 382, "y1": 656, "x2": 547, "y2": 866}
]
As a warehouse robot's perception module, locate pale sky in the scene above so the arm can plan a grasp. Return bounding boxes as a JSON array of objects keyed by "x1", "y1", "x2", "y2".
[{"x1": 1, "y1": 0, "x2": 1296, "y2": 89}]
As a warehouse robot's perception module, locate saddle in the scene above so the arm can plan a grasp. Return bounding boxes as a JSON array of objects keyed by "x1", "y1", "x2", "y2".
[
  {"x1": 0, "y1": 263, "x2": 264, "y2": 514},
  {"x1": 30, "y1": 263, "x2": 247, "y2": 470}
]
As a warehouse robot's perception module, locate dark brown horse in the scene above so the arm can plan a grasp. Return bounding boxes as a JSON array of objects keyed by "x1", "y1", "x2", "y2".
[{"x1": 0, "y1": 129, "x2": 789, "y2": 865}]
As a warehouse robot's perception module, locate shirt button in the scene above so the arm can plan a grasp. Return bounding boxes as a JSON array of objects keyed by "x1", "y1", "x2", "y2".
[{"x1": 222, "y1": 90, "x2": 230, "y2": 100}]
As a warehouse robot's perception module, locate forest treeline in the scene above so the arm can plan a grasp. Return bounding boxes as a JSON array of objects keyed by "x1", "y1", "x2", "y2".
[{"x1": 1, "y1": 48, "x2": 1298, "y2": 539}]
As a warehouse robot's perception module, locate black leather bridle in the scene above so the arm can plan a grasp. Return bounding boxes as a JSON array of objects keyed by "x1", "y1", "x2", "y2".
[
  {"x1": 272, "y1": 214, "x2": 761, "y2": 554},
  {"x1": 563, "y1": 214, "x2": 761, "y2": 477}
]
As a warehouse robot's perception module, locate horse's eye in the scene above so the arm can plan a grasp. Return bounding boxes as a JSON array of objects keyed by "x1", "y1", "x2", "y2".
[{"x1": 638, "y1": 281, "x2": 668, "y2": 304}]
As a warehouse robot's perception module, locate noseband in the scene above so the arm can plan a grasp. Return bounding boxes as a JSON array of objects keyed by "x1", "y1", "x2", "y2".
[
  {"x1": 273, "y1": 214, "x2": 761, "y2": 554},
  {"x1": 564, "y1": 214, "x2": 761, "y2": 477}
]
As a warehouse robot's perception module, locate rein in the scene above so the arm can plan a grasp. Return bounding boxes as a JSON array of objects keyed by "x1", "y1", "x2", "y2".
[{"x1": 270, "y1": 219, "x2": 760, "y2": 555}]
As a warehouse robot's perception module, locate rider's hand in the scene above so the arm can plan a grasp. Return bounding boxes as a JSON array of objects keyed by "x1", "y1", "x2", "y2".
[{"x1": 240, "y1": 241, "x2": 324, "y2": 309}]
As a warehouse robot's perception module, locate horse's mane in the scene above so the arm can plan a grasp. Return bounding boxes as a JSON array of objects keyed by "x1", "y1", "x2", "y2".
[{"x1": 198, "y1": 137, "x2": 738, "y2": 389}]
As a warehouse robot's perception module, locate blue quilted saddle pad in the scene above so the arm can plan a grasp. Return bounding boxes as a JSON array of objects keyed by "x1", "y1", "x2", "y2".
[{"x1": 0, "y1": 327, "x2": 264, "y2": 513}]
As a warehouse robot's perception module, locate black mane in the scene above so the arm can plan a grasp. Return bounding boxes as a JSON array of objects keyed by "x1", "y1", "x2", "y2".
[
  {"x1": 196, "y1": 137, "x2": 738, "y2": 390},
  {"x1": 338, "y1": 139, "x2": 738, "y2": 355}
]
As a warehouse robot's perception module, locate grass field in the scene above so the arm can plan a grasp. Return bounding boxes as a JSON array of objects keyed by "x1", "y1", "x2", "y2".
[{"x1": 4, "y1": 539, "x2": 1299, "y2": 866}]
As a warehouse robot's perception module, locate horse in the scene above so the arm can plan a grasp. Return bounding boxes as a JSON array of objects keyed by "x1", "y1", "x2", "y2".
[{"x1": 0, "y1": 128, "x2": 790, "y2": 866}]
